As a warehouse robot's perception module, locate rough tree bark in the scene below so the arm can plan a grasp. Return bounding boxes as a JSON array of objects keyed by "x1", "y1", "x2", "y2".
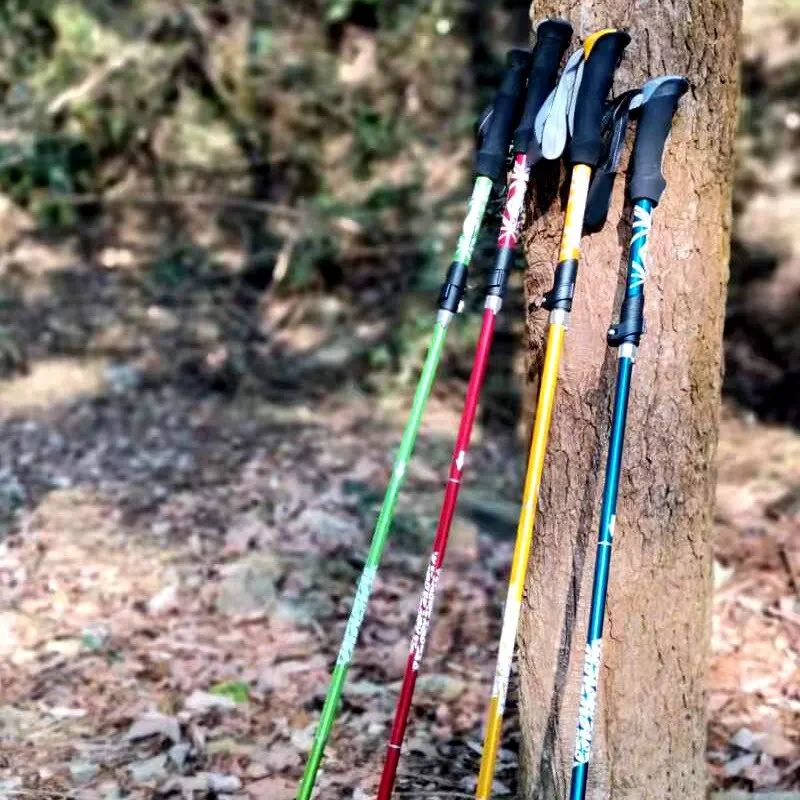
[{"x1": 517, "y1": 2, "x2": 740, "y2": 797}]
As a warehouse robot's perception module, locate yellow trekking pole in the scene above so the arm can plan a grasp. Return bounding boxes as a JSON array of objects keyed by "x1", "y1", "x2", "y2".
[{"x1": 475, "y1": 28, "x2": 631, "y2": 799}]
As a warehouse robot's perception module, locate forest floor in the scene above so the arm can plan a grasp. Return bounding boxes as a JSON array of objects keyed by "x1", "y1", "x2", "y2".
[
  {"x1": 0, "y1": 225, "x2": 798, "y2": 800},
  {"x1": 0, "y1": 0, "x2": 798, "y2": 797}
]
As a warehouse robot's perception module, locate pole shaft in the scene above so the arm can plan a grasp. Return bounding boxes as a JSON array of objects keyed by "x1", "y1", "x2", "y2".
[
  {"x1": 377, "y1": 156, "x2": 531, "y2": 800},
  {"x1": 475, "y1": 164, "x2": 592, "y2": 799},
  {"x1": 475, "y1": 319, "x2": 565, "y2": 799},
  {"x1": 296, "y1": 177, "x2": 493, "y2": 800},
  {"x1": 456, "y1": 177, "x2": 495, "y2": 265},
  {"x1": 567, "y1": 197, "x2": 653, "y2": 798},
  {"x1": 377, "y1": 307, "x2": 495, "y2": 800},
  {"x1": 568, "y1": 356, "x2": 632, "y2": 800}
]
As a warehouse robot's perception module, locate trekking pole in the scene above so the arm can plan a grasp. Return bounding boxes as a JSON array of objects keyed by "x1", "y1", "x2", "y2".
[
  {"x1": 567, "y1": 75, "x2": 688, "y2": 800},
  {"x1": 474, "y1": 29, "x2": 631, "y2": 799},
  {"x1": 294, "y1": 49, "x2": 531, "y2": 800},
  {"x1": 374, "y1": 20, "x2": 574, "y2": 800}
]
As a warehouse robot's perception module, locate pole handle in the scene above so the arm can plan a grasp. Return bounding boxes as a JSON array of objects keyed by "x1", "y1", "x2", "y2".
[
  {"x1": 569, "y1": 29, "x2": 631, "y2": 167},
  {"x1": 513, "y1": 18, "x2": 573, "y2": 154},
  {"x1": 475, "y1": 49, "x2": 530, "y2": 180},
  {"x1": 629, "y1": 76, "x2": 689, "y2": 204}
]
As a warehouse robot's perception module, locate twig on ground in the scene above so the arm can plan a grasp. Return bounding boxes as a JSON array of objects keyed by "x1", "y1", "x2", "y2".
[
  {"x1": 780, "y1": 544, "x2": 800, "y2": 597},
  {"x1": 47, "y1": 45, "x2": 151, "y2": 115}
]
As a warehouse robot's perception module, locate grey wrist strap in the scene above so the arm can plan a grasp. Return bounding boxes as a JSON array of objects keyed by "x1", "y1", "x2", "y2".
[{"x1": 534, "y1": 47, "x2": 584, "y2": 161}]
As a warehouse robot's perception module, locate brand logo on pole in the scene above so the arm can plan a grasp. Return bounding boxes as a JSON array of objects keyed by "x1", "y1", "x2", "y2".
[
  {"x1": 409, "y1": 552, "x2": 441, "y2": 670},
  {"x1": 573, "y1": 638, "x2": 603, "y2": 765},
  {"x1": 490, "y1": 596, "x2": 522, "y2": 716},
  {"x1": 336, "y1": 565, "x2": 378, "y2": 666},
  {"x1": 491, "y1": 666, "x2": 509, "y2": 716}
]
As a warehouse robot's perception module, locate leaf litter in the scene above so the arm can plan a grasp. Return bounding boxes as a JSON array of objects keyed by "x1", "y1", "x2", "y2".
[{"x1": 1, "y1": 368, "x2": 798, "y2": 799}]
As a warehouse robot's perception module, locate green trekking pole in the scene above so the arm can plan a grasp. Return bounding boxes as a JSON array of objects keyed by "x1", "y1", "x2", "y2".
[{"x1": 295, "y1": 49, "x2": 531, "y2": 800}]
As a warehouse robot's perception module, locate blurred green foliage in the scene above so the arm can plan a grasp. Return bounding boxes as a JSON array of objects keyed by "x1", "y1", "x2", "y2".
[
  {"x1": 0, "y1": 0, "x2": 530, "y2": 386},
  {"x1": 209, "y1": 680, "x2": 250, "y2": 704}
]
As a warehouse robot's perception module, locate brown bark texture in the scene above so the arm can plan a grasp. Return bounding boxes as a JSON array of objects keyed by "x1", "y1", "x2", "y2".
[{"x1": 517, "y1": 2, "x2": 740, "y2": 798}]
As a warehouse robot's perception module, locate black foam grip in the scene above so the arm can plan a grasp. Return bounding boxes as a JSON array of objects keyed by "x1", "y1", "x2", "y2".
[
  {"x1": 512, "y1": 18, "x2": 573, "y2": 153},
  {"x1": 569, "y1": 31, "x2": 631, "y2": 167},
  {"x1": 475, "y1": 49, "x2": 530, "y2": 180},
  {"x1": 629, "y1": 81, "x2": 688, "y2": 203}
]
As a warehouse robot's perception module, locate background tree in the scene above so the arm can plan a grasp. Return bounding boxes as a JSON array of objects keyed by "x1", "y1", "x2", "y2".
[{"x1": 516, "y1": 1, "x2": 742, "y2": 797}]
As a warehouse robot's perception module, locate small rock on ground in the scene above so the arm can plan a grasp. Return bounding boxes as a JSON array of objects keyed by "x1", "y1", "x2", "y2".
[{"x1": 128, "y1": 753, "x2": 168, "y2": 783}]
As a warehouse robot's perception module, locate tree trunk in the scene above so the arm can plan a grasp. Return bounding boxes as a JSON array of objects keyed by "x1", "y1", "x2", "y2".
[{"x1": 517, "y1": 2, "x2": 740, "y2": 797}]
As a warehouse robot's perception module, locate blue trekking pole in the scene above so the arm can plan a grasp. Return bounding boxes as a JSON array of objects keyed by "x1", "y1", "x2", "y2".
[{"x1": 568, "y1": 75, "x2": 689, "y2": 799}]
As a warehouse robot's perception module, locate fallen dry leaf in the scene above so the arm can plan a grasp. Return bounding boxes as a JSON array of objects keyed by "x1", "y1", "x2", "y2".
[
  {"x1": 246, "y1": 776, "x2": 295, "y2": 799},
  {"x1": 127, "y1": 712, "x2": 181, "y2": 744}
]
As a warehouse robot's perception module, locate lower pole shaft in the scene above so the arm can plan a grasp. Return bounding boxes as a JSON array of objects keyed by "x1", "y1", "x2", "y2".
[
  {"x1": 377, "y1": 154, "x2": 532, "y2": 799},
  {"x1": 377, "y1": 306, "x2": 497, "y2": 800},
  {"x1": 296, "y1": 176, "x2": 493, "y2": 800},
  {"x1": 567, "y1": 197, "x2": 654, "y2": 797},
  {"x1": 296, "y1": 322, "x2": 448, "y2": 800},
  {"x1": 474, "y1": 163, "x2": 592, "y2": 798},
  {"x1": 569, "y1": 353, "x2": 633, "y2": 800},
  {"x1": 475, "y1": 318, "x2": 565, "y2": 799}
]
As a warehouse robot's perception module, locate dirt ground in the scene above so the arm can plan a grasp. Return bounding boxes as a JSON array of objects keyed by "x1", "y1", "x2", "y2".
[{"x1": 0, "y1": 221, "x2": 798, "y2": 799}]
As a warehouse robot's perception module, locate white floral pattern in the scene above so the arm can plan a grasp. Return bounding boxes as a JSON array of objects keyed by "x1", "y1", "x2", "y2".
[
  {"x1": 630, "y1": 203, "x2": 652, "y2": 289},
  {"x1": 498, "y1": 156, "x2": 531, "y2": 248}
]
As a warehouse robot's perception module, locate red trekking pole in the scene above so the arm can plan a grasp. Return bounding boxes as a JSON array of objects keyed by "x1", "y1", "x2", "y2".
[{"x1": 375, "y1": 19, "x2": 573, "y2": 800}]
